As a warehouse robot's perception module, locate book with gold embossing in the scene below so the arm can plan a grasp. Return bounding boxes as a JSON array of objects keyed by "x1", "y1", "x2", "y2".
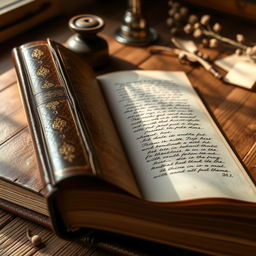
[{"x1": 6, "y1": 39, "x2": 256, "y2": 255}]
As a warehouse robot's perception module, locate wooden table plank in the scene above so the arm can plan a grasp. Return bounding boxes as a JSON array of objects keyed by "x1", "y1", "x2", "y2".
[
  {"x1": 0, "y1": 209, "x2": 15, "y2": 229},
  {"x1": 243, "y1": 142, "x2": 256, "y2": 180},
  {"x1": 214, "y1": 89, "x2": 256, "y2": 158},
  {"x1": 187, "y1": 68, "x2": 234, "y2": 112},
  {"x1": 0, "y1": 217, "x2": 94, "y2": 256},
  {"x1": 139, "y1": 52, "x2": 194, "y2": 72},
  {"x1": 0, "y1": 107, "x2": 27, "y2": 146},
  {"x1": 0, "y1": 69, "x2": 16, "y2": 92},
  {"x1": 0, "y1": 82, "x2": 26, "y2": 145},
  {"x1": 0, "y1": 128, "x2": 41, "y2": 192}
]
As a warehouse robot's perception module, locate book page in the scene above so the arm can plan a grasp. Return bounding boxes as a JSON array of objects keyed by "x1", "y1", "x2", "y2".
[{"x1": 98, "y1": 71, "x2": 256, "y2": 202}]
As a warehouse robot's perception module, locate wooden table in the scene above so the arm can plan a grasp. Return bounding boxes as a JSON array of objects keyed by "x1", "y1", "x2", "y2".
[{"x1": 0, "y1": 1, "x2": 256, "y2": 255}]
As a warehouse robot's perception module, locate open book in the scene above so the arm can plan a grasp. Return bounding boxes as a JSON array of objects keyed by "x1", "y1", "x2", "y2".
[{"x1": 10, "y1": 39, "x2": 256, "y2": 255}]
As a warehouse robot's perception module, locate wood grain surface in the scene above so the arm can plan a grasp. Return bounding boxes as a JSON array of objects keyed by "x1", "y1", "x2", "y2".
[{"x1": 0, "y1": 0, "x2": 256, "y2": 255}]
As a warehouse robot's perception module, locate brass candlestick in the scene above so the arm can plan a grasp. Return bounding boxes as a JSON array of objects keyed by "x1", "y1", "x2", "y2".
[{"x1": 115, "y1": 0, "x2": 157, "y2": 46}]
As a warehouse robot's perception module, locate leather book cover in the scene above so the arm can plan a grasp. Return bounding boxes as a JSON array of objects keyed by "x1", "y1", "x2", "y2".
[
  {"x1": 0, "y1": 41, "x2": 162, "y2": 256},
  {"x1": 11, "y1": 38, "x2": 140, "y2": 238},
  {"x1": 11, "y1": 39, "x2": 94, "y2": 238}
]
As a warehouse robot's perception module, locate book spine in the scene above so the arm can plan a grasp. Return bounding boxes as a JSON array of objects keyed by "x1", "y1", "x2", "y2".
[{"x1": 12, "y1": 41, "x2": 94, "y2": 187}]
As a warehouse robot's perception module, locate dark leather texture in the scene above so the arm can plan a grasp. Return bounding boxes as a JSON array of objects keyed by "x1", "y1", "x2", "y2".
[
  {"x1": 12, "y1": 39, "x2": 141, "y2": 238},
  {"x1": 12, "y1": 41, "x2": 94, "y2": 188}
]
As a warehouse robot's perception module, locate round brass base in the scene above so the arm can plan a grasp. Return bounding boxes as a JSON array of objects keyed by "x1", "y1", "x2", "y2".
[
  {"x1": 115, "y1": 9, "x2": 157, "y2": 46},
  {"x1": 115, "y1": 26, "x2": 157, "y2": 46}
]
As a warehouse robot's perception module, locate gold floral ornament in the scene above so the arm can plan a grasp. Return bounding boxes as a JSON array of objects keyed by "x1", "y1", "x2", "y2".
[
  {"x1": 52, "y1": 117, "x2": 67, "y2": 132},
  {"x1": 59, "y1": 142, "x2": 76, "y2": 163},
  {"x1": 31, "y1": 49, "x2": 44, "y2": 59},
  {"x1": 42, "y1": 80, "x2": 55, "y2": 89},
  {"x1": 37, "y1": 66, "x2": 50, "y2": 77},
  {"x1": 46, "y1": 101, "x2": 60, "y2": 111}
]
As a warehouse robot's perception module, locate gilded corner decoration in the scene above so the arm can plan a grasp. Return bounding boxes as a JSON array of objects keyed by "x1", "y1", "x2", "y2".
[
  {"x1": 46, "y1": 101, "x2": 60, "y2": 110},
  {"x1": 52, "y1": 117, "x2": 67, "y2": 132},
  {"x1": 59, "y1": 142, "x2": 76, "y2": 163},
  {"x1": 42, "y1": 80, "x2": 55, "y2": 89},
  {"x1": 31, "y1": 48, "x2": 44, "y2": 59},
  {"x1": 27, "y1": 46, "x2": 85, "y2": 167},
  {"x1": 37, "y1": 66, "x2": 50, "y2": 77}
]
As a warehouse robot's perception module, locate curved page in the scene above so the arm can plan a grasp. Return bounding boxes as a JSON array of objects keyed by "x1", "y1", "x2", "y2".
[{"x1": 98, "y1": 70, "x2": 256, "y2": 202}]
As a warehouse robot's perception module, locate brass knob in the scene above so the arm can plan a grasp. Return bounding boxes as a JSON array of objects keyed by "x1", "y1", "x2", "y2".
[
  {"x1": 66, "y1": 14, "x2": 108, "y2": 68},
  {"x1": 69, "y1": 14, "x2": 104, "y2": 36}
]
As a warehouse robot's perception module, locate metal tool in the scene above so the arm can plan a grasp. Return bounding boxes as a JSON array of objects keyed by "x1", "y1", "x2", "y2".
[{"x1": 115, "y1": 0, "x2": 157, "y2": 46}]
